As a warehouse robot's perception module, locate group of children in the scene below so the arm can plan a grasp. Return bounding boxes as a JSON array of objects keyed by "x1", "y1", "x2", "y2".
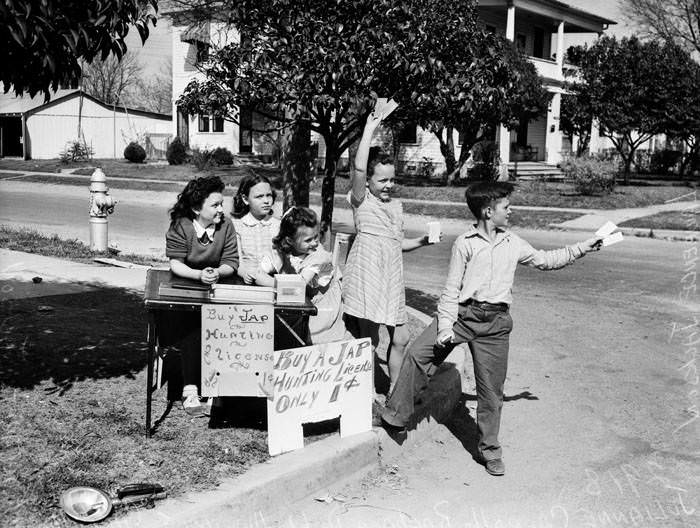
[{"x1": 166, "y1": 103, "x2": 603, "y2": 476}]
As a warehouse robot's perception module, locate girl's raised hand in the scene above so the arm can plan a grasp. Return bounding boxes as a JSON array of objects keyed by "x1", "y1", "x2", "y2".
[{"x1": 365, "y1": 109, "x2": 383, "y2": 130}]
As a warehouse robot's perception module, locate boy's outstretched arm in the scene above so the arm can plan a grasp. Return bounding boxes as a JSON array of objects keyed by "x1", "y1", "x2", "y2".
[
  {"x1": 351, "y1": 111, "x2": 382, "y2": 205},
  {"x1": 518, "y1": 236, "x2": 603, "y2": 270}
]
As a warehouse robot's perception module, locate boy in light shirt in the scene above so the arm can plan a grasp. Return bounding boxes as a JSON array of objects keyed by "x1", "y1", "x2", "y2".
[{"x1": 381, "y1": 181, "x2": 603, "y2": 476}]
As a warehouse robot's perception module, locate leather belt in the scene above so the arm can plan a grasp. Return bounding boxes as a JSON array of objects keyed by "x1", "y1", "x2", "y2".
[{"x1": 463, "y1": 299, "x2": 509, "y2": 312}]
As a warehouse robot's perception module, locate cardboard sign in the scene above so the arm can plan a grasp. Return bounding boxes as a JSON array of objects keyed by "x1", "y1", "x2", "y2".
[
  {"x1": 201, "y1": 304, "x2": 275, "y2": 397},
  {"x1": 267, "y1": 338, "x2": 373, "y2": 455}
]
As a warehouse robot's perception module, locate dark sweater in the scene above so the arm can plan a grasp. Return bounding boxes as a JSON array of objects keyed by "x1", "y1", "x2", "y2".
[{"x1": 166, "y1": 217, "x2": 239, "y2": 271}]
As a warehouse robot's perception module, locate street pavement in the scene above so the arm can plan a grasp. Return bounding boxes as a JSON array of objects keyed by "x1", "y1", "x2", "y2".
[{"x1": 1, "y1": 178, "x2": 699, "y2": 527}]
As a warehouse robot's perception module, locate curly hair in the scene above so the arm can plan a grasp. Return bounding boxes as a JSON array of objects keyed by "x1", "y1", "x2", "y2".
[
  {"x1": 367, "y1": 146, "x2": 394, "y2": 178},
  {"x1": 169, "y1": 175, "x2": 225, "y2": 225},
  {"x1": 273, "y1": 206, "x2": 318, "y2": 254},
  {"x1": 231, "y1": 173, "x2": 277, "y2": 218}
]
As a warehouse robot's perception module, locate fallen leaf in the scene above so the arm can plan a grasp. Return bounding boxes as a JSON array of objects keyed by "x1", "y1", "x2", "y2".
[{"x1": 37, "y1": 305, "x2": 54, "y2": 312}]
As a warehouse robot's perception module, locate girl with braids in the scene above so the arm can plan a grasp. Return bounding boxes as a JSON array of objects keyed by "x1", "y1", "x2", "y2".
[
  {"x1": 231, "y1": 173, "x2": 280, "y2": 284},
  {"x1": 254, "y1": 206, "x2": 348, "y2": 344},
  {"x1": 165, "y1": 175, "x2": 238, "y2": 415}
]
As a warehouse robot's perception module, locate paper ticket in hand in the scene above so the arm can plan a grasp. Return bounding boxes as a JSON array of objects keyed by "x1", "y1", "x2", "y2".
[
  {"x1": 375, "y1": 97, "x2": 399, "y2": 120},
  {"x1": 602, "y1": 232, "x2": 623, "y2": 246},
  {"x1": 595, "y1": 221, "x2": 617, "y2": 237},
  {"x1": 427, "y1": 221, "x2": 441, "y2": 243}
]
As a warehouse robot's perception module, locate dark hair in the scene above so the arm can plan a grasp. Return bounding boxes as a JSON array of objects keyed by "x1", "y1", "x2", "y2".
[
  {"x1": 231, "y1": 173, "x2": 277, "y2": 218},
  {"x1": 170, "y1": 175, "x2": 225, "y2": 224},
  {"x1": 367, "y1": 146, "x2": 394, "y2": 178},
  {"x1": 273, "y1": 207, "x2": 318, "y2": 254},
  {"x1": 465, "y1": 181, "x2": 514, "y2": 220}
]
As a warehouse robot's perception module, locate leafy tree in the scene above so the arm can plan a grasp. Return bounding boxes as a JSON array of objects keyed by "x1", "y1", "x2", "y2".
[
  {"x1": 410, "y1": 35, "x2": 548, "y2": 181},
  {"x1": 1, "y1": 0, "x2": 158, "y2": 99},
  {"x1": 177, "y1": 0, "x2": 499, "y2": 237},
  {"x1": 560, "y1": 93, "x2": 593, "y2": 157},
  {"x1": 622, "y1": 0, "x2": 700, "y2": 55},
  {"x1": 663, "y1": 52, "x2": 700, "y2": 178},
  {"x1": 568, "y1": 36, "x2": 694, "y2": 183}
]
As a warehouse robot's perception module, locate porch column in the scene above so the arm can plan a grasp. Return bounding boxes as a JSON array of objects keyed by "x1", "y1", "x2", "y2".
[
  {"x1": 556, "y1": 20, "x2": 565, "y2": 78},
  {"x1": 545, "y1": 92, "x2": 563, "y2": 164},
  {"x1": 506, "y1": 2, "x2": 515, "y2": 41},
  {"x1": 499, "y1": 2, "x2": 516, "y2": 165}
]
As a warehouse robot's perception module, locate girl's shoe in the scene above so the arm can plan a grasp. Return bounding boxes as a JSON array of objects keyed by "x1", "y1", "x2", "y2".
[{"x1": 182, "y1": 385, "x2": 207, "y2": 417}]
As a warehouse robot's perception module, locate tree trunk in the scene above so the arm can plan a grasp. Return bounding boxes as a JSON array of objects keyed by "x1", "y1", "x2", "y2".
[
  {"x1": 435, "y1": 127, "x2": 457, "y2": 184},
  {"x1": 576, "y1": 134, "x2": 591, "y2": 157},
  {"x1": 319, "y1": 146, "x2": 338, "y2": 242},
  {"x1": 281, "y1": 119, "x2": 311, "y2": 210}
]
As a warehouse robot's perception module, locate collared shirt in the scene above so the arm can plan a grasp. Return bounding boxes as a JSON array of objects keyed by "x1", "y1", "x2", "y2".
[
  {"x1": 231, "y1": 212, "x2": 281, "y2": 270},
  {"x1": 192, "y1": 219, "x2": 215, "y2": 244},
  {"x1": 436, "y1": 226, "x2": 586, "y2": 333}
]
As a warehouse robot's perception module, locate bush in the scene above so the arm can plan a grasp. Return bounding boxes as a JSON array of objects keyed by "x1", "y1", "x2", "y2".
[
  {"x1": 212, "y1": 147, "x2": 234, "y2": 165},
  {"x1": 562, "y1": 155, "x2": 616, "y2": 195},
  {"x1": 123, "y1": 141, "x2": 146, "y2": 163},
  {"x1": 191, "y1": 148, "x2": 215, "y2": 170},
  {"x1": 166, "y1": 137, "x2": 188, "y2": 165},
  {"x1": 649, "y1": 149, "x2": 682, "y2": 175},
  {"x1": 59, "y1": 139, "x2": 93, "y2": 163}
]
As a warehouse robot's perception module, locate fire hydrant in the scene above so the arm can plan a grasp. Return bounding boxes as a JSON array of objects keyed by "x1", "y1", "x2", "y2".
[{"x1": 89, "y1": 168, "x2": 117, "y2": 251}]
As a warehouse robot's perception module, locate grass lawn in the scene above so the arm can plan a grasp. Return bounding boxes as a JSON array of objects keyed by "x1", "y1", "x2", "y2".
[
  {"x1": 0, "y1": 283, "x2": 272, "y2": 527},
  {"x1": 0, "y1": 226, "x2": 166, "y2": 266},
  {"x1": 619, "y1": 210, "x2": 700, "y2": 231}
]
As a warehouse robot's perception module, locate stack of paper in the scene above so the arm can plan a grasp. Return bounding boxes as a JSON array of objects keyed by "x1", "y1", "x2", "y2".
[{"x1": 210, "y1": 284, "x2": 275, "y2": 304}]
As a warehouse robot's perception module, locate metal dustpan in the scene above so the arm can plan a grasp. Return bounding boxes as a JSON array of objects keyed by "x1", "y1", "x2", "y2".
[{"x1": 60, "y1": 483, "x2": 166, "y2": 523}]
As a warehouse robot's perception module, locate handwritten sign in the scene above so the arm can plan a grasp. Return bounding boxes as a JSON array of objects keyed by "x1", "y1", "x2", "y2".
[
  {"x1": 201, "y1": 304, "x2": 274, "y2": 397},
  {"x1": 267, "y1": 338, "x2": 372, "y2": 455}
]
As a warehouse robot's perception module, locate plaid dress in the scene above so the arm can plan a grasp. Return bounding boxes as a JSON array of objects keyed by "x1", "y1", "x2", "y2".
[{"x1": 343, "y1": 190, "x2": 406, "y2": 326}]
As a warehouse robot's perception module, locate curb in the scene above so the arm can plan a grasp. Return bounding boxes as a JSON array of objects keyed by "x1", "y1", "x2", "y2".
[{"x1": 547, "y1": 223, "x2": 699, "y2": 242}]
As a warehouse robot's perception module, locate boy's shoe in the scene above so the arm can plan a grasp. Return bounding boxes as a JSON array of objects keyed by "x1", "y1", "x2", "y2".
[{"x1": 484, "y1": 458, "x2": 505, "y2": 476}]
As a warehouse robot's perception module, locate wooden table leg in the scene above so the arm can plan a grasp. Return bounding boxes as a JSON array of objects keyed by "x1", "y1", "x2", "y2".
[{"x1": 146, "y1": 311, "x2": 156, "y2": 437}]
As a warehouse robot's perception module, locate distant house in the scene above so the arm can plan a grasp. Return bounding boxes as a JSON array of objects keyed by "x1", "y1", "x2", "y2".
[
  {"x1": 166, "y1": 1, "x2": 614, "y2": 172},
  {"x1": 0, "y1": 89, "x2": 172, "y2": 159}
]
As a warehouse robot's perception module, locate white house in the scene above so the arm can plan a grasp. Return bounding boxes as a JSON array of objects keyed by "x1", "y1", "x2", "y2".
[
  {"x1": 0, "y1": 89, "x2": 172, "y2": 159},
  {"x1": 166, "y1": 1, "x2": 614, "y2": 171}
]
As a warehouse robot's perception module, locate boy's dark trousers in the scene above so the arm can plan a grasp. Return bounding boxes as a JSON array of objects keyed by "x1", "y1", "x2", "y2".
[{"x1": 382, "y1": 302, "x2": 513, "y2": 461}]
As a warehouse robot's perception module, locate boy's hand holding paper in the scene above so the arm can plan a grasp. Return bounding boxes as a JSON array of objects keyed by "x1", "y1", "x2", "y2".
[{"x1": 595, "y1": 220, "x2": 624, "y2": 247}]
